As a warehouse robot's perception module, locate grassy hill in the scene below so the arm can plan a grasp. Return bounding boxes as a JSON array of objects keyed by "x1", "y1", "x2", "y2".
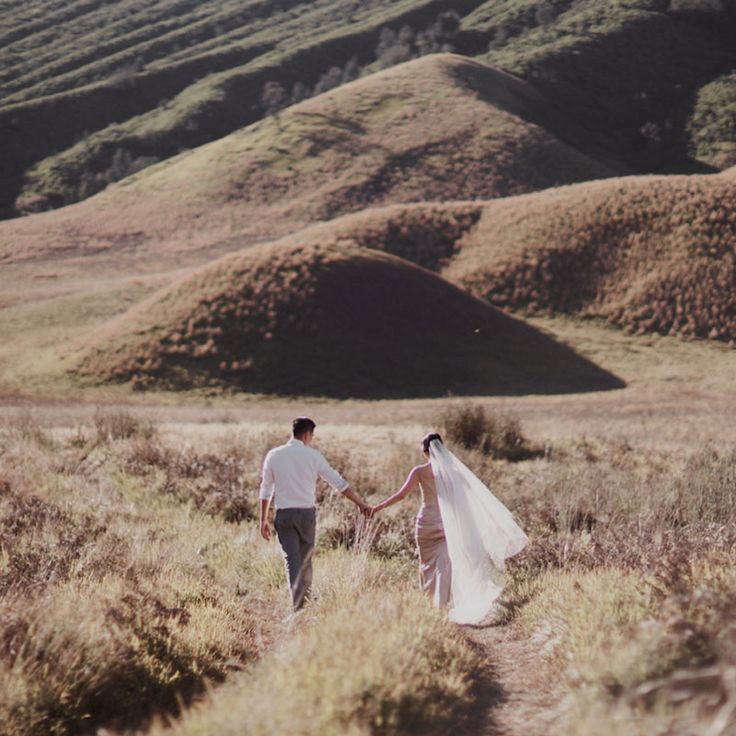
[
  {"x1": 445, "y1": 170, "x2": 736, "y2": 343},
  {"x1": 2, "y1": 0, "x2": 735, "y2": 219},
  {"x1": 77, "y1": 238, "x2": 624, "y2": 397},
  {"x1": 0, "y1": 54, "x2": 614, "y2": 287},
  {"x1": 0, "y1": 0, "x2": 484, "y2": 218},
  {"x1": 284, "y1": 169, "x2": 736, "y2": 344},
  {"x1": 472, "y1": 0, "x2": 736, "y2": 172}
]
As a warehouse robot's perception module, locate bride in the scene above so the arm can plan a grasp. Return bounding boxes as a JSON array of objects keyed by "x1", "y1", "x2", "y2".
[{"x1": 371, "y1": 432, "x2": 527, "y2": 624}]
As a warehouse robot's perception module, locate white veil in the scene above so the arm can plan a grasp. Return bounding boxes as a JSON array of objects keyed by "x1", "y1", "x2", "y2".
[{"x1": 429, "y1": 440, "x2": 528, "y2": 624}]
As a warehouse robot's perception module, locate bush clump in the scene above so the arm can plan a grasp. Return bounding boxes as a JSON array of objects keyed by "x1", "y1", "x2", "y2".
[
  {"x1": 94, "y1": 408, "x2": 156, "y2": 443},
  {"x1": 440, "y1": 403, "x2": 540, "y2": 461}
]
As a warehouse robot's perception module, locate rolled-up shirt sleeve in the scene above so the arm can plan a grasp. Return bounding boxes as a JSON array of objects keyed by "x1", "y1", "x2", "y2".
[
  {"x1": 317, "y1": 453, "x2": 350, "y2": 492},
  {"x1": 259, "y1": 452, "x2": 275, "y2": 501}
]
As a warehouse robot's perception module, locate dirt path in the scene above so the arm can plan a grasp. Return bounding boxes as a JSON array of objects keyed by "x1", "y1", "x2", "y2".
[{"x1": 443, "y1": 619, "x2": 563, "y2": 736}]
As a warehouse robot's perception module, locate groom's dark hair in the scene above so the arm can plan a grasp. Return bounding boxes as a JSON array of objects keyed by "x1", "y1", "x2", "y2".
[{"x1": 293, "y1": 417, "x2": 316, "y2": 438}]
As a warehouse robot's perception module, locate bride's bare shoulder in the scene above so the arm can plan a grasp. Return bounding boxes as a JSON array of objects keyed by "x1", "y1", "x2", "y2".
[{"x1": 415, "y1": 462, "x2": 433, "y2": 478}]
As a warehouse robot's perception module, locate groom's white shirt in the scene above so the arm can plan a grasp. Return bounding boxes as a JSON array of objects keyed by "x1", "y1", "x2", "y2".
[{"x1": 259, "y1": 438, "x2": 349, "y2": 509}]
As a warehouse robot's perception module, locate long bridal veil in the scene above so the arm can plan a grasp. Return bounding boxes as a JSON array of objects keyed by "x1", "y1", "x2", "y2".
[{"x1": 429, "y1": 439, "x2": 528, "y2": 624}]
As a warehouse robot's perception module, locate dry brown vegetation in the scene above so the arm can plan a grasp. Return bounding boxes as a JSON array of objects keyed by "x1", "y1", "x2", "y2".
[
  {"x1": 3, "y1": 403, "x2": 736, "y2": 735},
  {"x1": 0, "y1": 410, "x2": 479, "y2": 736},
  {"x1": 446, "y1": 170, "x2": 736, "y2": 344},
  {"x1": 498, "y1": 436, "x2": 736, "y2": 735},
  {"x1": 440, "y1": 401, "x2": 541, "y2": 461},
  {"x1": 76, "y1": 238, "x2": 623, "y2": 397},
  {"x1": 223, "y1": 167, "x2": 736, "y2": 347},
  {"x1": 0, "y1": 415, "x2": 277, "y2": 735}
]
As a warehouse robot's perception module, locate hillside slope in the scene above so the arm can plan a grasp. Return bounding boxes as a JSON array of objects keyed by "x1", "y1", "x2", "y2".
[
  {"x1": 0, "y1": 54, "x2": 613, "y2": 283},
  {"x1": 0, "y1": 0, "x2": 483, "y2": 218},
  {"x1": 445, "y1": 170, "x2": 736, "y2": 343},
  {"x1": 3, "y1": 0, "x2": 735, "y2": 219},
  {"x1": 473, "y1": 0, "x2": 736, "y2": 172},
  {"x1": 78, "y1": 239, "x2": 623, "y2": 397},
  {"x1": 288, "y1": 170, "x2": 736, "y2": 344}
]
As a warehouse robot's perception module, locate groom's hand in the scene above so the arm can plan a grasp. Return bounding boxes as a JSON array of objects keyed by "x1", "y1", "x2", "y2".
[{"x1": 259, "y1": 498, "x2": 272, "y2": 541}]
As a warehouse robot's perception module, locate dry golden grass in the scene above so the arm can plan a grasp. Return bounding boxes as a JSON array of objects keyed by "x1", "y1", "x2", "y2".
[
  {"x1": 482, "y1": 429, "x2": 736, "y2": 735},
  {"x1": 3, "y1": 394, "x2": 736, "y2": 735},
  {"x1": 74, "y1": 237, "x2": 623, "y2": 397},
  {"x1": 148, "y1": 566, "x2": 476, "y2": 736},
  {"x1": 0, "y1": 411, "x2": 476, "y2": 736},
  {"x1": 514, "y1": 557, "x2": 736, "y2": 735},
  {"x1": 0, "y1": 412, "x2": 331, "y2": 735}
]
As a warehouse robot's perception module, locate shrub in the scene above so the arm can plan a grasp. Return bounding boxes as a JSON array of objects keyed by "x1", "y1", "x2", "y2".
[
  {"x1": 1, "y1": 412, "x2": 56, "y2": 449},
  {"x1": 70, "y1": 148, "x2": 161, "y2": 204},
  {"x1": 94, "y1": 408, "x2": 156, "y2": 443},
  {"x1": 260, "y1": 81, "x2": 288, "y2": 115},
  {"x1": 122, "y1": 430, "x2": 286, "y2": 523},
  {"x1": 0, "y1": 482, "x2": 260, "y2": 735},
  {"x1": 375, "y1": 12, "x2": 459, "y2": 70},
  {"x1": 313, "y1": 66, "x2": 345, "y2": 95},
  {"x1": 439, "y1": 403, "x2": 539, "y2": 461}
]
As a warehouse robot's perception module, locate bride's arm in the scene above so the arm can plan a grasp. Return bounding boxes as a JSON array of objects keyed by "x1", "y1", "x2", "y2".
[{"x1": 373, "y1": 468, "x2": 420, "y2": 513}]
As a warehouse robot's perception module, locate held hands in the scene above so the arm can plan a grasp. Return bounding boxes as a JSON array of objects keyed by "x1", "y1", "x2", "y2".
[
  {"x1": 364, "y1": 502, "x2": 384, "y2": 519},
  {"x1": 355, "y1": 499, "x2": 381, "y2": 519}
]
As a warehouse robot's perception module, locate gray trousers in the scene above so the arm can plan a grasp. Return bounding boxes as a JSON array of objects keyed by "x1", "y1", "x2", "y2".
[{"x1": 274, "y1": 507, "x2": 316, "y2": 610}]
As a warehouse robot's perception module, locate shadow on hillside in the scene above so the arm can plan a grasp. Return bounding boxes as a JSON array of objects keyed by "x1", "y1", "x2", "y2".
[{"x1": 461, "y1": 10, "x2": 736, "y2": 177}]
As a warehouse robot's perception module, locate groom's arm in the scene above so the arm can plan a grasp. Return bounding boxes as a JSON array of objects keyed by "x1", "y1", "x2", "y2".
[
  {"x1": 318, "y1": 456, "x2": 370, "y2": 514},
  {"x1": 342, "y1": 486, "x2": 371, "y2": 515},
  {"x1": 259, "y1": 454, "x2": 275, "y2": 540}
]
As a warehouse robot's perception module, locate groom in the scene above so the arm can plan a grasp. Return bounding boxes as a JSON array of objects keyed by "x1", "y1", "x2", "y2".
[{"x1": 259, "y1": 417, "x2": 370, "y2": 610}]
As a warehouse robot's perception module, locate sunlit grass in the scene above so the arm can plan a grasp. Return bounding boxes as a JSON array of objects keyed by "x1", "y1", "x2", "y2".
[
  {"x1": 3, "y1": 401, "x2": 736, "y2": 734},
  {"x1": 153, "y1": 556, "x2": 476, "y2": 736}
]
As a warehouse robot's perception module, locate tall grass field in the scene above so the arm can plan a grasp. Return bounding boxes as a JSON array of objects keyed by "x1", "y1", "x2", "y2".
[{"x1": 2, "y1": 402, "x2": 735, "y2": 735}]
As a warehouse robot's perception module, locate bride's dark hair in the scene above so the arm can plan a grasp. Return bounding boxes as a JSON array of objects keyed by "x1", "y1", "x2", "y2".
[{"x1": 421, "y1": 432, "x2": 443, "y2": 454}]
